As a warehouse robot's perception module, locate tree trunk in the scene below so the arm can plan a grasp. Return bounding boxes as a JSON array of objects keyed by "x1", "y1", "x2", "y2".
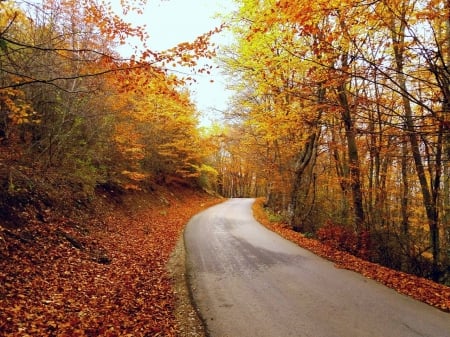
[
  {"x1": 289, "y1": 80, "x2": 324, "y2": 231},
  {"x1": 401, "y1": 135, "x2": 409, "y2": 236},
  {"x1": 289, "y1": 132, "x2": 319, "y2": 231},
  {"x1": 388, "y1": 4, "x2": 440, "y2": 279},
  {"x1": 336, "y1": 82, "x2": 365, "y2": 231}
]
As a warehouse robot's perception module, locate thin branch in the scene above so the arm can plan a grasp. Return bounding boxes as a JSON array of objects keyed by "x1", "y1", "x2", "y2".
[
  {"x1": 0, "y1": 12, "x2": 18, "y2": 38},
  {"x1": 1, "y1": 36, "x2": 128, "y2": 62},
  {"x1": 0, "y1": 64, "x2": 152, "y2": 91}
]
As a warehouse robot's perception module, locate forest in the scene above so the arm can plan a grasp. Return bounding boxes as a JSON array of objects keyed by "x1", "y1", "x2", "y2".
[
  {"x1": 0, "y1": 1, "x2": 223, "y2": 334},
  {"x1": 213, "y1": 0, "x2": 450, "y2": 284},
  {"x1": 1, "y1": 0, "x2": 450, "y2": 334},
  {"x1": 0, "y1": 0, "x2": 220, "y2": 218},
  {"x1": 1, "y1": 0, "x2": 450, "y2": 315}
]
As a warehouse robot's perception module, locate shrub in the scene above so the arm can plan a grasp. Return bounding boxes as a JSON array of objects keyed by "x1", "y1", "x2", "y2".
[{"x1": 317, "y1": 221, "x2": 371, "y2": 259}]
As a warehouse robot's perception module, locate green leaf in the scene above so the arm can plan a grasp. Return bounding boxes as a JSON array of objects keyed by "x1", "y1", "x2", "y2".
[{"x1": 0, "y1": 39, "x2": 7, "y2": 52}]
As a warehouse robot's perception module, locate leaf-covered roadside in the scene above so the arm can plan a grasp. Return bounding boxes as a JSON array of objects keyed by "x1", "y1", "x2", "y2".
[
  {"x1": 0, "y1": 188, "x2": 221, "y2": 336},
  {"x1": 252, "y1": 198, "x2": 450, "y2": 313}
]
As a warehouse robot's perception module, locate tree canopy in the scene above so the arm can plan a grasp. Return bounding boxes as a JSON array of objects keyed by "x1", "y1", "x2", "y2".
[{"x1": 0, "y1": 0, "x2": 220, "y2": 204}]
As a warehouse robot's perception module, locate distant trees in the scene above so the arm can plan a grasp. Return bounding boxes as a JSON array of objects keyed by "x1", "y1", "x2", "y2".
[{"x1": 217, "y1": 0, "x2": 450, "y2": 283}]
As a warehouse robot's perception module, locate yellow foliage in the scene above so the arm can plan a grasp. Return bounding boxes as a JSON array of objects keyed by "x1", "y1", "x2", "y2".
[
  {"x1": 121, "y1": 170, "x2": 149, "y2": 181},
  {"x1": 0, "y1": 89, "x2": 37, "y2": 125},
  {"x1": 0, "y1": 1, "x2": 27, "y2": 30}
]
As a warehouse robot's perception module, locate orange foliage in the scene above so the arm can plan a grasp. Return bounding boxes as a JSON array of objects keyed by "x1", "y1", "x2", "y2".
[
  {"x1": 0, "y1": 189, "x2": 222, "y2": 336},
  {"x1": 316, "y1": 222, "x2": 372, "y2": 260}
]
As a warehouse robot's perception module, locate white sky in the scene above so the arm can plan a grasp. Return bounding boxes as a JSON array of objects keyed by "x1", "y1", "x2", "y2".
[{"x1": 117, "y1": 0, "x2": 236, "y2": 126}]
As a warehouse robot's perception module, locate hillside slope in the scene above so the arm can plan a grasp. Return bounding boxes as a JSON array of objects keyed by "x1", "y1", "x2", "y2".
[{"x1": 0, "y1": 185, "x2": 220, "y2": 336}]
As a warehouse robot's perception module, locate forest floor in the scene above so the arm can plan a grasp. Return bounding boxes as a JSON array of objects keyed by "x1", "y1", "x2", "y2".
[{"x1": 0, "y1": 184, "x2": 219, "y2": 336}]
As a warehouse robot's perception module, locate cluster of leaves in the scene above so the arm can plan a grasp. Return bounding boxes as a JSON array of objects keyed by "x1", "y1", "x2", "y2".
[
  {"x1": 0, "y1": 188, "x2": 221, "y2": 336},
  {"x1": 316, "y1": 222, "x2": 372, "y2": 260},
  {"x1": 252, "y1": 198, "x2": 450, "y2": 312}
]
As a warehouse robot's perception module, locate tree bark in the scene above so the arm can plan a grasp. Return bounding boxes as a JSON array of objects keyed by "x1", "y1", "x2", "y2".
[
  {"x1": 289, "y1": 132, "x2": 319, "y2": 231},
  {"x1": 289, "y1": 85, "x2": 324, "y2": 231},
  {"x1": 336, "y1": 81, "x2": 365, "y2": 231}
]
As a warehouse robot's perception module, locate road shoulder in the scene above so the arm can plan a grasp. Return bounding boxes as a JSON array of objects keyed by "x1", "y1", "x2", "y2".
[{"x1": 167, "y1": 236, "x2": 207, "y2": 337}]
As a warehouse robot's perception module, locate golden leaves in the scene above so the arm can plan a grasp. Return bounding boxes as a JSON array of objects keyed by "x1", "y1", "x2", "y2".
[
  {"x1": 0, "y1": 0, "x2": 27, "y2": 32},
  {"x1": 0, "y1": 88, "x2": 37, "y2": 126},
  {"x1": 103, "y1": 64, "x2": 208, "y2": 187}
]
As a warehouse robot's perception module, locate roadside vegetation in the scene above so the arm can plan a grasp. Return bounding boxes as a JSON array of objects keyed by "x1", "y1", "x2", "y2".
[
  {"x1": 252, "y1": 198, "x2": 450, "y2": 312},
  {"x1": 0, "y1": 1, "x2": 221, "y2": 335}
]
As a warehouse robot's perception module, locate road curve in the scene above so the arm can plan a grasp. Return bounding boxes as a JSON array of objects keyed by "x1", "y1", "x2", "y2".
[{"x1": 184, "y1": 198, "x2": 450, "y2": 337}]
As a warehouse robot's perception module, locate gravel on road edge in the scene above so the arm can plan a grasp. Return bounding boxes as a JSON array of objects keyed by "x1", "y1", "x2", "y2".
[{"x1": 167, "y1": 236, "x2": 207, "y2": 337}]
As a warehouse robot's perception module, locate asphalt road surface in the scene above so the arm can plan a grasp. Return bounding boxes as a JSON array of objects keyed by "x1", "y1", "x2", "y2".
[{"x1": 184, "y1": 198, "x2": 450, "y2": 337}]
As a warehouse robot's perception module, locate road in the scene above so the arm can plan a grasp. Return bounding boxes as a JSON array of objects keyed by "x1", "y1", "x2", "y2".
[{"x1": 184, "y1": 198, "x2": 450, "y2": 337}]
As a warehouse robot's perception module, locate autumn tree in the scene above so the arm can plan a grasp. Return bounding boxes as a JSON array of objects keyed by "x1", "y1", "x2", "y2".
[{"x1": 0, "y1": 0, "x2": 221, "y2": 223}]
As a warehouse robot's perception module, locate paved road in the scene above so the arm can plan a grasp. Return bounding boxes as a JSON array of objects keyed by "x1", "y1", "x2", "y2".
[{"x1": 184, "y1": 198, "x2": 450, "y2": 337}]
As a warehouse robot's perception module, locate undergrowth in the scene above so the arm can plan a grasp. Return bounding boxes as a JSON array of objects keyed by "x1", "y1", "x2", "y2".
[{"x1": 252, "y1": 197, "x2": 450, "y2": 312}]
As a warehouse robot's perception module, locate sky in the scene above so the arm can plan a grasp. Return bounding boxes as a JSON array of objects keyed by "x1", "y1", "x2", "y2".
[{"x1": 118, "y1": 0, "x2": 236, "y2": 126}]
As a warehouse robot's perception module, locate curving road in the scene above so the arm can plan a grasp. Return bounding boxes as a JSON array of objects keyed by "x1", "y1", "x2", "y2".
[{"x1": 184, "y1": 198, "x2": 450, "y2": 337}]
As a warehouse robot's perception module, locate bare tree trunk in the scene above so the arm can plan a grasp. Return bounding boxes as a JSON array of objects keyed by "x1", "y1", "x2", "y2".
[
  {"x1": 336, "y1": 80, "x2": 365, "y2": 231},
  {"x1": 289, "y1": 85, "x2": 324, "y2": 231},
  {"x1": 330, "y1": 120, "x2": 351, "y2": 224},
  {"x1": 289, "y1": 132, "x2": 319, "y2": 231},
  {"x1": 401, "y1": 135, "x2": 409, "y2": 236},
  {"x1": 388, "y1": 2, "x2": 440, "y2": 279}
]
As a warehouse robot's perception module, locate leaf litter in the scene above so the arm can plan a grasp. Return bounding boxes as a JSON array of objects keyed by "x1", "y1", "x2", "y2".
[{"x1": 0, "y1": 187, "x2": 221, "y2": 336}]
